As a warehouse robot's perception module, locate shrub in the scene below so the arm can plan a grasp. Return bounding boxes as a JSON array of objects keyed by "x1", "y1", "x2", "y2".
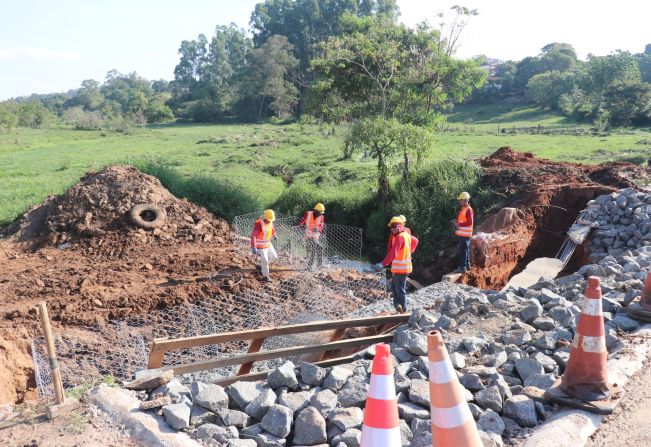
[{"x1": 135, "y1": 161, "x2": 260, "y2": 221}]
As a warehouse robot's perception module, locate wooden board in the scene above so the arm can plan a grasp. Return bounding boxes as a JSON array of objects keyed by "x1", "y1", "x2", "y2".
[
  {"x1": 150, "y1": 313, "x2": 410, "y2": 354},
  {"x1": 544, "y1": 379, "x2": 624, "y2": 415},
  {"x1": 161, "y1": 333, "x2": 394, "y2": 375}
]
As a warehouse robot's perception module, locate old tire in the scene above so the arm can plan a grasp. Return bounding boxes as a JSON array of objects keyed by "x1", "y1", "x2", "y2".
[{"x1": 129, "y1": 204, "x2": 166, "y2": 230}]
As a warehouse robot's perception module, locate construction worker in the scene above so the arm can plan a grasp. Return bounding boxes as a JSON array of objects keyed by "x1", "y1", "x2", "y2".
[
  {"x1": 299, "y1": 203, "x2": 326, "y2": 270},
  {"x1": 376, "y1": 216, "x2": 419, "y2": 313},
  {"x1": 250, "y1": 209, "x2": 277, "y2": 283},
  {"x1": 453, "y1": 192, "x2": 474, "y2": 273}
]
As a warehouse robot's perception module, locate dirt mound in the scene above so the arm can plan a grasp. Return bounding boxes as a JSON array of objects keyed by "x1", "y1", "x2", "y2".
[
  {"x1": 420, "y1": 147, "x2": 647, "y2": 289},
  {"x1": 4, "y1": 165, "x2": 230, "y2": 249}
]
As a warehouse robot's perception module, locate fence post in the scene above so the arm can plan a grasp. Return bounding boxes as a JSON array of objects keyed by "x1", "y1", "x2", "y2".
[{"x1": 38, "y1": 301, "x2": 65, "y2": 404}]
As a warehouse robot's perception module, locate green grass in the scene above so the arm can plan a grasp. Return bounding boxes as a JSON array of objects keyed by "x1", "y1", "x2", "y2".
[{"x1": 1, "y1": 106, "x2": 651, "y2": 228}]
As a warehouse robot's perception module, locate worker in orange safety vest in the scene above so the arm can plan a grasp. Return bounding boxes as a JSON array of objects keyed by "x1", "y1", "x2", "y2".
[
  {"x1": 453, "y1": 192, "x2": 474, "y2": 273},
  {"x1": 250, "y1": 209, "x2": 277, "y2": 283},
  {"x1": 299, "y1": 203, "x2": 326, "y2": 271},
  {"x1": 376, "y1": 216, "x2": 419, "y2": 313}
]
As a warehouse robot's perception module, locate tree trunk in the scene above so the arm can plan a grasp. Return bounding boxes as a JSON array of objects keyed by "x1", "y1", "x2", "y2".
[
  {"x1": 377, "y1": 150, "x2": 390, "y2": 200},
  {"x1": 257, "y1": 96, "x2": 266, "y2": 122},
  {"x1": 403, "y1": 149, "x2": 411, "y2": 179}
]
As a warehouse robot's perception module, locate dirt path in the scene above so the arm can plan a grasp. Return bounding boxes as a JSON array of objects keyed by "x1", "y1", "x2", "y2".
[
  {"x1": 586, "y1": 356, "x2": 651, "y2": 447},
  {"x1": 0, "y1": 401, "x2": 140, "y2": 447}
]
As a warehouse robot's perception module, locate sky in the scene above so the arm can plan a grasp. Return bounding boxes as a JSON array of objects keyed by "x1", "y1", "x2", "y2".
[{"x1": 1, "y1": 0, "x2": 650, "y2": 100}]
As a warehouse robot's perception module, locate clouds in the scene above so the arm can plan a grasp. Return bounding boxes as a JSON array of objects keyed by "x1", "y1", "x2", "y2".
[{"x1": 0, "y1": 47, "x2": 76, "y2": 62}]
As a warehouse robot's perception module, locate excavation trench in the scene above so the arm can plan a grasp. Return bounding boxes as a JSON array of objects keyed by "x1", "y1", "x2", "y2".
[{"x1": 420, "y1": 148, "x2": 645, "y2": 291}]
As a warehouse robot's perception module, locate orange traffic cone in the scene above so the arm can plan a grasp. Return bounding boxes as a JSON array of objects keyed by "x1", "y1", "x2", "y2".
[
  {"x1": 640, "y1": 272, "x2": 651, "y2": 310},
  {"x1": 546, "y1": 276, "x2": 624, "y2": 414},
  {"x1": 360, "y1": 343, "x2": 401, "y2": 447},
  {"x1": 627, "y1": 271, "x2": 651, "y2": 322},
  {"x1": 427, "y1": 330, "x2": 483, "y2": 447},
  {"x1": 561, "y1": 276, "x2": 609, "y2": 400}
]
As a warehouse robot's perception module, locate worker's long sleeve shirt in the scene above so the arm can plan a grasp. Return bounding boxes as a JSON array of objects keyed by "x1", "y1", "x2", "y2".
[{"x1": 382, "y1": 231, "x2": 419, "y2": 267}]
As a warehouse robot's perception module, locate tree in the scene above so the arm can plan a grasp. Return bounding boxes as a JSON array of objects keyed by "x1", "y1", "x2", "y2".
[
  {"x1": 171, "y1": 25, "x2": 251, "y2": 121},
  {"x1": 526, "y1": 70, "x2": 576, "y2": 109},
  {"x1": 603, "y1": 80, "x2": 651, "y2": 126},
  {"x1": 344, "y1": 117, "x2": 431, "y2": 198},
  {"x1": 312, "y1": 14, "x2": 481, "y2": 197},
  {"x1": 239, "y1": 35, "x2": 299, "y2": 120},
  {"x1": 0, "y1": 101, "x2": 18, "y2": 132},
  {"x1": 250, "y1": 0, "x2": 400, "y2": 112},
  {"x1": 67, "y1": 79, "x2": 104, "y2": 111}
]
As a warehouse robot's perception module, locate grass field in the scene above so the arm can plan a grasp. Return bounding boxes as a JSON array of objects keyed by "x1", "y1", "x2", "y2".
[{"x1": 1, "y1": 104, "x2": 651, "y2": 227}]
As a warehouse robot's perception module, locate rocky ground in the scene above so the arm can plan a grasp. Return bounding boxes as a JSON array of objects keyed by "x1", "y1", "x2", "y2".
[{"x1": 107, "y1": 189, "x2": 651, "y2": 447}]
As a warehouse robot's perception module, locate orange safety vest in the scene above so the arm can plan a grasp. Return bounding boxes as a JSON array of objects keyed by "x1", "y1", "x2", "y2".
[
  {"x1": 391, "y1": 231, "x2": 413, "y2": 275},
  {"x1": 455, "y1": 205, "x2": 473, "y2": 238},
  {"x1": 304, "y1": 211, "x2": 324, "y2": 239},
  {"x1": 255, "y1": 218, "x2": 273, "y2": 249}
]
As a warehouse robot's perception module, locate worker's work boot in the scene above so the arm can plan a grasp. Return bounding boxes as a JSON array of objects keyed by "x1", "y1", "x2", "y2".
[
  {"x1": 395, "y1": 305, "x2": 404, "y2": 313},
  {"x1": 262, "y1": 276, "x2": 272, "y2": 283},
  {"x1": 452, "y1": 267, "x2": 468, "y2": 273}
]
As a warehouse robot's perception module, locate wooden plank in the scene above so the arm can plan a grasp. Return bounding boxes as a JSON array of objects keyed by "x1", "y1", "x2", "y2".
[
  {"x1": 151, "y1": 314, "x2": 409, "y2": 354},
  {"x1": 319, "y1": 328, "x2": 346, "y2": 361},
  {"x1": 237, "y1": 337, "x2": 266, "y2": 375},
  {"x1": 162, "y1": 333, "x2": 394, "y2": 375},
  {"x1": 147, "y1": 338, "x2": 169, "y2": 369},
  {"x1": 38, "y1": 302, "x2": 65, "y2": 404},
  {"x1": 212, "y1": 355, "x2": 358, "y2": 387}
]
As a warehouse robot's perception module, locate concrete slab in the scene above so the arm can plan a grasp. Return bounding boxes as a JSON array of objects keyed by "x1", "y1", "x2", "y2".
[
  {"x1": 522, "y1": 324, "x2": 651, "y2": 447},
  {"x1": 90, "y1": 385, "x2": 201, "y2": 447},
  {"x1": 442, "y1": 272, "x2": 463, "y2": 283},
  {"x1": 504, "y1": 257, "x2": 563, "y2": 291}
]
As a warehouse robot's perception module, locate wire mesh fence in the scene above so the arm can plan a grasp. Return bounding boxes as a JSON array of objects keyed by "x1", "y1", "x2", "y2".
[{"x1": 33, "y1": 227, "x2": 386, "y2": 398}]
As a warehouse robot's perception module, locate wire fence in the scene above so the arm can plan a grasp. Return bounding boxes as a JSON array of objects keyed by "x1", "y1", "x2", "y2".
[{"x1": 33, "y1": 214, "x2": 384, "y2": 399}]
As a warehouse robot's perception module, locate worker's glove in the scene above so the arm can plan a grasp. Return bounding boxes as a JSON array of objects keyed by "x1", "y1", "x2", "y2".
[
  {"x1": 251, "y1": 247, "x2": 258, "y2": 255},
  {"x1": 374, "y1": 262, "x2": 384, "y2": 271}
]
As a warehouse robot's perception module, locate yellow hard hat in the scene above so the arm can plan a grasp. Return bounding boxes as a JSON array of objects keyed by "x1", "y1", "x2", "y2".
[
  {"x1": 458, "y1": 192, "x2": 470, "y2": 200},
  {"x1": 388, "y1": 216, "x2": 403, "y2": 227},
  {"x1": 398, "y1": 215, "x2": 406, "y2": 223},
  {"x1": 314, "y1": 203, "x2": 325, "y2": 212},
  {"x1": 263, "y1": 209, "x2": 276, "y2": 221}
]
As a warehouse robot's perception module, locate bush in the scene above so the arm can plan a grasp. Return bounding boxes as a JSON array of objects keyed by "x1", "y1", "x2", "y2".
[
  {"x1": 366, "y1": 158, "x2": 494, "y2": 264},
  {"x1": 135, "y1": 161, "x2": 260, "y2": 221},
  {"x1": 64, "y1": 106, "x2": 104, "y2": 130}
]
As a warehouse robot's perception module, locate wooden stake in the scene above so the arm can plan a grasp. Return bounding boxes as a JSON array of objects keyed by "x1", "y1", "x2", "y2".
[{"x1": 38, "y1": 302, "x2": 65, "y2": 404}]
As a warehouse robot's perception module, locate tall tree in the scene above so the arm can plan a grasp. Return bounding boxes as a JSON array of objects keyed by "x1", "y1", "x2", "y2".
[
  {"x1": 250, "y1": 0, "x2": 400, "y2": 112},
  {"x1": 239, "y1": 35, "x2": 299, "y2": 121},
  {"x1": 311, "y1": 14, "x2": 484, "y2": 197}
]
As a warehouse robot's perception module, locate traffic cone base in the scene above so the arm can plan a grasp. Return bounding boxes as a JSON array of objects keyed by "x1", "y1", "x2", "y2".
[
  {"x1": 638, "y1": 271, "x2": 651, "y2": 310},
  {"x1": 626, "y1": 302, "x2": 651, "y2": 322},
  {"x1": 545, "y1": 379, "x2": 625, "y2": 415}
]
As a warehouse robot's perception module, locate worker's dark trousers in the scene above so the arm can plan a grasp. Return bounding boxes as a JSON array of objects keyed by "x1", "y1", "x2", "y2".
[
  {"x1": 306, "y1": 238, "x2": 324, "y2": 270},
  {"x1": 458, "y1": 236, "x2": 471, "y2": 270},
  {"x1": 391, "y1": 274, "x2": 408, "y2": 310}
]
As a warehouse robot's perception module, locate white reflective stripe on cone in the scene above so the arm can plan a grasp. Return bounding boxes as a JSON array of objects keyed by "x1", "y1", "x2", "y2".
[
  {"x1": 582, "y1": 298, "x2": 602, "y2": 316},
  {"x1": 431, "y1": 401, "x2": 474, "y2": 429},
  {"x1": 369, "y1": 374, "x2": 397, "y2": 400},
  {"x1": 582, "y1": 335, "x2": 607, "y2": 353},
  {"x1": 428, "y1": 359, "x2": 456, "y2": 385},
  {"x1": 360, "y1": 425, "x2": 402, "y2": 447}
]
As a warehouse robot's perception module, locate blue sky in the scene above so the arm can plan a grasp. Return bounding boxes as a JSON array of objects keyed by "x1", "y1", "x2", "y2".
[{"x1": 1, "y1": 0, "x2": 650, "y2": 100}]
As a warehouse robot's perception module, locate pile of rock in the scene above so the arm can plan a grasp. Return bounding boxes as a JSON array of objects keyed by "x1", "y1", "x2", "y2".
[{"x1": 586, "y1": 188, "x2": 651, "y2": 260}]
